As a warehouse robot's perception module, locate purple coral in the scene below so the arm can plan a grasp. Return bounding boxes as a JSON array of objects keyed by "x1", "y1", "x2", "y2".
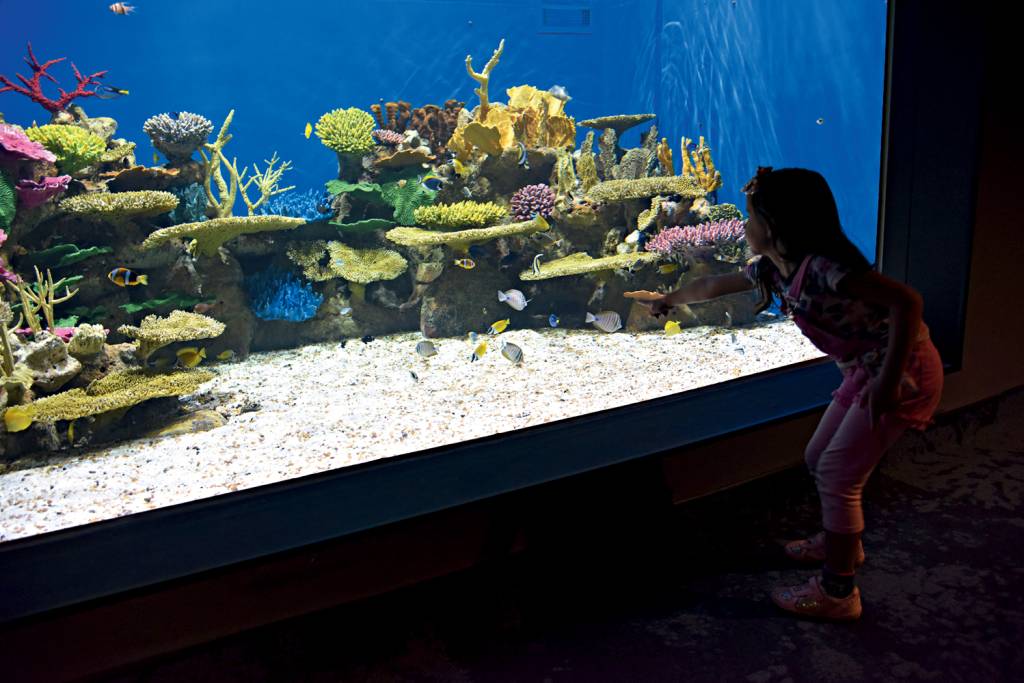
[
  {"x1": 0, "y1": 229, "x2": 18, "y2": 283},
  {"x1": 372, "y1": 129, "x2": 404, "y2": 146},
  {"x1": 0, "y1": 123, "x2": 57, "y2": 165},
  {"x1": 510, "y1": 183, "x2": 555, "y2": 222},
  {"x1": 142, "y1": 111, "x2": 214, "y2": 162},
  {"x1": 15, "y1": 174, "x2": 70, "y2": 209},
  {"x1": 646, "y1": 219, "x2": 747, "y2": 256}
]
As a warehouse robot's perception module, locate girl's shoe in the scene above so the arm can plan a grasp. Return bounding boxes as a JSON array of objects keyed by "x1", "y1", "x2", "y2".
[
  {"x1": 783, "y1": 531, "x2": 865, "y2": 567},
  {"x1": 770, "y1": 574, "x2": 862, "y2": 621}
]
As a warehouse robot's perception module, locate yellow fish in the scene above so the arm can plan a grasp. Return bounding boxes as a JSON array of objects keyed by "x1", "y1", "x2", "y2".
[
  {"x1": 176, "y1": 346, "x2": 206, "y2": 368},
  {"x1": 67, "y1": 419, "x2": 75, "y2": 443},
  {"x1": 304, "y1": 122, "x2": 312, "y2": 139},
  {"x1": 453, "y1": 258, "x2": 476, "y2": 269},
  {"x1": 658, "y1": 263, "x2": 679, "y2": 274},
  {"x1": 152, "y1": 152, "x2": 160, "y2": 165},
  {"x1": 4, "y1": 405, "x2": 33, "y2": 432},
  {"x1": 453, "y1": 158, "x2": 468, "y2": 177},
  {"x1": 664, "y1": 320, "x2": 682, "y2": 336},
  {"x1": 216, "y1": 350, "x2": 235, "y2": 361},
  {"x1": 470, "y1": 340, "x2": 488, "y2": 362},
  {"x1": 487, "y1": 318, "x2": 510, "y2": 335}
]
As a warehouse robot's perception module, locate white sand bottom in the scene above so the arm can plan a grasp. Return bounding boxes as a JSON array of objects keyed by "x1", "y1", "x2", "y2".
[{"x1": 0, "y1": 319, "x2": 824, "y2": 542}]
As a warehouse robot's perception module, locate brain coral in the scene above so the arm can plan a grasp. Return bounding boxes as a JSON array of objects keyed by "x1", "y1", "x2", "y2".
[
  {"x1": 25, "y1": 124, "x2": 106, "y2": 175},
  {"x1": 315, "y1": 107, "x2": 376, "y2": 155},
  {"x1": 142, "y1": 112, "x2": 214, "y2": 162}
]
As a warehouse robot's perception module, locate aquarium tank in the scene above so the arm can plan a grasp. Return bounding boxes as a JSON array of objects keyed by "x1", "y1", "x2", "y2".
[{"x1": 0, "y1": 0, "x2": 886, "y2": 542}]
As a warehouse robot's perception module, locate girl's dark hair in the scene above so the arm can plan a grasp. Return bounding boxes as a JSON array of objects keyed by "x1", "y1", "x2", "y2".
[{"x1": 746, "y1": 167, "x2": 870, "y2": 312}]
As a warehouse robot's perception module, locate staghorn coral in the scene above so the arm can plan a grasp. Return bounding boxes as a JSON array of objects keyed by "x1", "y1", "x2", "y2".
[
  {"x1": 238, "y1": 152, "x2": 296, "y2": 215},
  {"x1": 141, "y1": 215, "x2": 305, "y2": 257},
  {"x1": 60, "y1": 190, "x2": 179, "y2": 218},
  {"x1": 510, "y1": 184, "x2": 555, "y2": 221},
  {"x1": 466, "y1": 39, "x2": 505, "y2": 120},
  {"x1": 680, "y1": 135, "x2": 723, "y2": 194},
  {"x1": 143, "y1": 112, "x2": 214, "y2": 162},
  {"x1": 315, "y1": 107, "x2": 376, "y2": 155},
  {"x1": 413, "y1": 201, "x2": 507, "y2": 229},
  {"x1": 244, "y1": 268, "x2": 323, "y2": 321},
  {"x1": 6, "y1": 266, "x2": 79, "y2": 333},
  {"x1": 25, "y1": 124, "x2": 105, "y2": 175},
  {"x1": 118, "y1": 310, "x2": 225, "y2": 361},
  {"x1": 385, "y1": 215, "x2": 549, "y2": 248},
  {"x1": 2, "y1": 368, "x2": 215, "y2": 432},
  {"x1": 0, "y1": 122, "x2": 56, "y2": 164},
  {"x1": 0, "y1": 43, "x2": 108, "y2": 114},
  {"x1": 519, "y1": 251, "x2": 660, "y2": 280},
  {"x1": 15, "y1": 174, "x2": 71, "y2": 209},
  {"x1": 587, "y1": 176, "x2": 704, "y2": 203}
]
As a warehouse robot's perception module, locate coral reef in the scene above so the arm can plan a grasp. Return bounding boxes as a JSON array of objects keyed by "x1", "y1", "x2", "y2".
[
  {"x1": 244, "y1": 268, "x2": 323, "y2": 322},
  {"x1": 286, "y1": 240, "x2": 407, "y2": 285},
  {"x1": 385, "y1": 216, "x2": 549, "y2": 248},
  {"x1": 519, "y1": 251, "x2": 660, "y2": 280},
  {"x1": 59, "y1": 190, "x2": 179, "y2": 218},
  {"x1": 143, "y1": 112, "x2": 214, "y2": 163},
  {"x1": 67, "y1": 323, "x2": 107, "y2": 359},
  {"x1": 15, "y1": 174, "x2": 70, "y2": 209},
  {"x1": 13, "y1": 330, "x2": 81, "y2": 392},
  {"x1": 315, "y1": 107, "x2": 377, "y2": 155},
  {"x1": 577, "y1": 131, "x2": 599, "y2": 191},
  {"x1": 6, "y1": 267, "x2": 79, "y2": 333},
  {"x1": 413, "y1": 201, "x2": 507, "y2": 229},
  {"x1": 141, "y1": 215, "x2": 306, "y2": 257},
  {"x1": 118, "y1": 310, "x2": 225, "y2": 360},
  {"x1": 0, "y1": 123, "x2": 56, "y2": 164},
  {"x1": 0, "y1": 43, "x2": 108, "y2": 114},
  {"x1": 587, "y1": 176, "x2": 704, "y2": 202},
  {"x1": 25, "y1": 124, "x2": 106, "y2": 175},
  {"x1": 509, "y1": 183, "x2": 555, "y2": 221}
]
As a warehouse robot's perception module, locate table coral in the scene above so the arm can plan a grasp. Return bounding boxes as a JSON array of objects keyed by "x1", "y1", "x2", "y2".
[
  {"x1": 579, "y1": 114, "x2": 656, "y2": 137},
  {"x1": 118, "y1": 310, "x2": 225, "y2": 361},
  {"x1": 141, "y1": 215, "x2": 305, "y2": 258},
  {"x1": 143, "y1": 112, "x2": 214, "y2": 163},
  {"x1": 286, "y1": 240, "x2": 407, "y2": 285},
  {"x1": 25, "y1": 124, "x2": 106, "y2": 175},
  {"x1": 413, "y1": 201, "x2": 507, "y2": 229},
  {"x1": 385, "y1": 216, "x2": 549, "y2": 248},
  {"x1": 60, "y1": 190, "x2": 179, "y2": 218},
  {"x1": 315, "y1": 107, "x2": 376, "y2": 155},
  {"x1": 518, "y1": 251, "x2": 660, "y2": 280},
  {"x1": 586, "y1": 176, "x2": 704, "y2": 203}
]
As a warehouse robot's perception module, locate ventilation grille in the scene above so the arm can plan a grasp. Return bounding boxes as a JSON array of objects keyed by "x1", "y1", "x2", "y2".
[{"x1": 540, "y1": 2, "x2": 592, "y2": 34}]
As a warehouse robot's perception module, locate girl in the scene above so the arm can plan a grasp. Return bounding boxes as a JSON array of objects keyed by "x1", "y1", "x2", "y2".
[{"x1": 625, "y1": 167, "x2": 944, "y2": 621}]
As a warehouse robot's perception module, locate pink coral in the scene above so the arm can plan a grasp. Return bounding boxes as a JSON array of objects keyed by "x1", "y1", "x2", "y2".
[
  {"x1": 646, "y1": 219, "x2": 747, "y2": 256},
  {"x1": 372, "y1": 129, "x2": 404, "y2": 146},
  {"x1": 509, "y1": 183, "x2": 555, "y2": 222},
  {"x1": 0, "y1": 123, "x2": 57, "y2": 165},
  {"x1": 15, "y1": 174, "x2": 71, "y2": 209}
]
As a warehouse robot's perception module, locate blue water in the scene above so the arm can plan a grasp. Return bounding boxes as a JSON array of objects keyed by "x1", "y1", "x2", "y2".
[{"x1": 1, "y1": 0, "x2": 885, "y2": 254}]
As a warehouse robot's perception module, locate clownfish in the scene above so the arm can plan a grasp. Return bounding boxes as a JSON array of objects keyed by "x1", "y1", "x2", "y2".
[
  {"x1": 108, "y1": 267, "x2": 147, "y2": 287},
  {"x1": 109, "y1": 3, "x2": 135, "y2": 15}
]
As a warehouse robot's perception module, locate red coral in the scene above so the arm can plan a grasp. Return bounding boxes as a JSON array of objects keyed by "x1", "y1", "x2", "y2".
[{"x1": 0, "y1": 43, "x2": 108, "y2": 114}]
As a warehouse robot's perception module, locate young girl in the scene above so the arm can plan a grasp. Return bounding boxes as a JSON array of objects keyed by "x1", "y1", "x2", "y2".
[{"x1": 625, "y1": 167, "x2": 944, "y2": 621}]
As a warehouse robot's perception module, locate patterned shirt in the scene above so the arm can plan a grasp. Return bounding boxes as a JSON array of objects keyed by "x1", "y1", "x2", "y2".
[{"x1": 744, "y1": 254, "x2": 892, "y2": 375}]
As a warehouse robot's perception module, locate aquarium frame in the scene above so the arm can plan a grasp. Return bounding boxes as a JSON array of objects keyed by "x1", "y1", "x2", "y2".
[{"x1": 0, "y1": 0, "x2": 981, "y2": 624}]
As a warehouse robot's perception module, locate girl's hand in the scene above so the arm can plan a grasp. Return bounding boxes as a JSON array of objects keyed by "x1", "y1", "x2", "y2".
[
  {"x1": 624, "y1": 290, "x2": 673, "y2": 318},
  {"x1": 859, "y1": 378, "x2": 900, "y2": 428}
]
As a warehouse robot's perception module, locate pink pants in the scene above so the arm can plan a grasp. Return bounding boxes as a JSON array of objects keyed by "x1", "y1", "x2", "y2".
[{"x1": 805, "y1": 338, "x2": 944, "y2": 534}]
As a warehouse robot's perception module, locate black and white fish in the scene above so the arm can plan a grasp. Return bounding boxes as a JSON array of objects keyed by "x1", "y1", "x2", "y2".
[
  {"x1": 585, "y1": 310, "x2": 622, "y2": 333},
  {"x1": 499, "y1": 340, "x2": 524, "y2": 365},
  {"x1": 531, "y1": 253, "x2": 543, "y2": 276},
  {"x1": 498, "y1": 288, "x2": 531, "y2": 311},
  {"x1": 516, "y1": 142, "x2": 530, "y2": 169}
]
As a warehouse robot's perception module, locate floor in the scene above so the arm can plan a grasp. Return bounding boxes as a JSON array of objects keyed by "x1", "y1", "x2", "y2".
[{"x1": 105, "y1": 386, "x2": 1024, "y2": 683}]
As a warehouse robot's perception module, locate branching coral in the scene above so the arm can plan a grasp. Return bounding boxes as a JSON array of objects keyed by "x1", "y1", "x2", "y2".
[
  {"x1": 646, "y1": 220, "x2": 747, "y2": 262},
  {"x1": 0, "y1": 43, "x2": 108, "y2": 114},
  {"x1": 466, "y1": 39, "x2": 505, "y2": 120},
  {"x1": 199, "y1": 109, "x2": 238, "y2": 218},
  {"x1": 143, "y1": 112, "x2": 214, "y2": 163},
  {"x1": 141, "y1": 215, "x2": 305, "y2": 258},
  {"x1": 118, "y1": 310, "x2": 225, "y2": 361},
  {"x1": 25, "y1": 124, "x2": 106, "y2": 175},
  {"x1": 5, "y1": 266, "x2": 79, "y2": 333},
  {"x1": 60, "y1": 190, "x2": 179, "y2": 218},
  {"x1": 680, "y1": 135, "x2": 723, "y2": 194},
  {"x1": 244, "y1": 268, "x2": 323, "y2": 321},
  {"x1": 413, "y1": 201, "x2": 507, "y2": 229},
  {"x1": 586, "y1": 176, "x2": 704, "y2": 203},
  {"x1": 238, "y1": 152, "x2": 296, "y2": 215},
  {"x1": 315, "y1": 107, "x2": 376, "y2": 155},
  {"x1": 657, "y1": 138, "x2": 675, "y2": 176},
  {"x1": 256, "y1": 187, "x2": 332, "y2": 222}
]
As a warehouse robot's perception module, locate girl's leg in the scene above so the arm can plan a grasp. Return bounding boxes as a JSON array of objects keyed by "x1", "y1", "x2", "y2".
[{"x1": 804, "y1": 399, "x2": 850, "y2": 476}]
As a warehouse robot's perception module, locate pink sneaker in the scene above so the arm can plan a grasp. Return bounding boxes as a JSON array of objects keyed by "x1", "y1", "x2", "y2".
[
  {"x1": 770, "y1": 574, "x2": 862, "y2": 621},
  {"x1": 783, "y1": 531, "x2": 865, "y2": 567}
]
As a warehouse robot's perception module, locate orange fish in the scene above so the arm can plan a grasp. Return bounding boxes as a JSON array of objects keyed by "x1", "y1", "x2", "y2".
[{"x1": 109, "y1": 3, "x2": 135, "y2": 15}]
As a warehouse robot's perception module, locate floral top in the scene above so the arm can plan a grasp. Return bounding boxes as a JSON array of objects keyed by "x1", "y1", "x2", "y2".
[{"x1": 743, "y1": 254, "x2": 893, "y2": 376}]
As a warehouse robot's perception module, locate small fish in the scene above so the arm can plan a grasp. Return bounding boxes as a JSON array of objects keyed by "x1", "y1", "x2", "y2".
[
  {"x1": 500, "y1": 340, "x2": 524, "y2": 365},
  {"x1": 468, "y1": 244, "x2": 486, "y2": 260},
  {"x1": 339, "y1": 339, "x2": 348, "y2": 349},
  {"x1": 461, "y1": 186, "x2": 473, "y2": 199},
  {"x1": 816, "y1": 117, "x2": 825, "y2": 125},
  {"x1": 333, "y1": 258, "x2": 345, "y2": 268},
  {"x1": 586, "y1": 310, "x2": 622, "y2": 333},
  {"x1": 453, "y1": 258, "x2": 476, "y2": 270},
  {"x1": 498, "y1": 289, "x2": 531, "y2": 311},
  {"x1": 185, "y1": 239, "x2": 198, "y2": 258},
  {"x1": 468, "y1": 331, "x2": 479, "y2": 344},
  {"x1": 67, "y1": 419, "x2": 75, "y2": 444},
  {"x1": 498, "y1": 252, "x2": 520, "y2": 270},
  {"x1": 548, "y1": 313, "x2": 560, "y2": 328},
  {"x1": 216, "y1": 350, "x2": 236, "y2": 361},
  {"x1": 339, "y1": 307, "x2": 353, "y2": 316},
  {"x1": 152, "y1": 152, "x2": 160, "y2": 165},
  {"x1": 176, "y1": 346, "x2": 206, "y2": 368},
  {"x1": 4, "y1": 405, "x2": 32, "y2": 432},
  {"x1": 547, "y1": 84, "x2": 572, "y2": 102},
  {"x1": 532, "y1": 211, "x2": 549, "y2": 230},
  {"x1": 453, "y1": 158, "x2": 468, "y2": 177},
  {"x1": 487, "y1": 318, "x2": 510, "y2": 335},
  {"x1": 108, "y1": 267, "x2": 147, "y2": 287},
  {"x1": 416, "y1": 340, "x2": 438, "y2": 358},
  {"x1": 109, "y1": 2, "x2": 135, "y2": 15},
  {"x1": 658, "y1": 263, "x2": 679, "y2": 275},
  {"x1": 470, "y1": 340, "x2": 488, "y2": 362},
  {"x1": 94, "y1": 85, "x2": 130, "y2": 99},
  {"x1": 517, "y1": 142, "x2": 530, "y2": 169},
  {"x1": 532, "y1": 253, "x2": 544, "y2": 276},
  {"x1": 410, "y1": 370, "x2": 419, "y2": 381},
  {"x1": 193, "y1": 300, "x2": 222, "y2": 315},
  {"x1": 664, "y1": 320, "x2": 682, "y2": 336},
  {"x1": 420, "y1": 174, "x2": 445, "y2": 192},
  {"x1": 169, "y1": 111, "x2": 180, "y2": 119},
  {"x1": 304, "y1": 122, "x2": 312, "y2": 139},
  {"x1": 361, "y1": 335, "x2": 375, "y2": 343}
]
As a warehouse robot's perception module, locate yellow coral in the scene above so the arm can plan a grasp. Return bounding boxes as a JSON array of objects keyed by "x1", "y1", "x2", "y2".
[
  {"x1": 386, "y1": 215, "x2": 549, "y2": 247},
  {"x1": 118, "y1": 310, "x2": 226, "y2": 361},
  {"x1": 25, "y1": 124, "x2": 106, "y2": 175},
  {"x1": 315, "y1": 107, "x2": 377, "y2": 155},
  {"x1": 587, "y1": 176, "x2": 705, "y2": 203},
  {"x1": 506, "y1": 85, "x2": 565, "y2": 118},
  {"x1": 466, "y1": 39, "x2": 505, "y2": 120},
  {"x1": 60, "y1": 191, "x2": 179, "y2": 218},
  {"x1": 413, "y1": 201, "x2": 508, "y2": 229},
  {"x1": 286, "y1": 240, "x2": 408, "y2": 284},
  {"x1": 577, "y1": 131, "x2": 599, "y2": 191},
  {"x1": 543, "y1": 115, "x2": 577, "y2": 149},
  {"x1": 141, "y1": 215, "x2": 305, "y2": 257},
  {"x1": 462, "y1": 121, "x2": 504, "y2": 156},
  {"x1": 680, "y1": 135, "x2": 723, "y2": 193},
  {"x1": 519, "y1": 251, "x2": 660, "y2": 280},
  {"x1": 657, "y1": 138, "x2": 675, "y2": 175}
]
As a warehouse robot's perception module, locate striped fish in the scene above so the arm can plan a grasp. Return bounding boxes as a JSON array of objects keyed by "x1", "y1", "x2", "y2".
[
  {"x1": 585, "y1": 310, "x2": 622, "y2": 333},
  {"x1": 500, "y1": 340, "x2": 524, "y2": 365},
  {"x1": 108, "y1": 267, "x2": 147, "y2": 287}
]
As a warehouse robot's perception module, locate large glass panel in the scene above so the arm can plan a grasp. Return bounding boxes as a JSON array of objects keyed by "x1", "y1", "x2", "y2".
[{"x1": 0, "y1": 0, "x2": 886, "y2": 542}]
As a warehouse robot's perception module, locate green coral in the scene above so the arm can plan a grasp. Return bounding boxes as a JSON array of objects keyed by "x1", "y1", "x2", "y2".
[
  {"x1": 60, "y1": 191, "x2": 179, "y2": 218},
  {"x1": 385, "y1": 216, "x2": 550, "y2": 248},
  {"x1": 119, "y1": 294, "x2": 213, "y2": 314},
  {"x1": 0, "y1": 171, "x2": 14, "y2": 230},
  {"x1": 2, "y1": 368, "x2": 215, "y2": 431},
  {"x1": 518, "y1": 251, "x2": 660, "y2": 280},
  {"x1": 380, "y1": 171, "x2": 437, "y2": 225},
  {"x1": 586, "y1": 176, "x2": 705, "y2": 203},
  {"x1": 412, "y1": 201, "x2": 508, "y2": 229},
  {"x1": 118, "y1": 310, "x2": 225, "y2": 361},
  {"x1": 315, "y1": 107, "x2": 376, "y2": 155},
  {"x1": 326, "y1": 179, "x2": 383, "y2": 201},
  {"x1": 25, "y1": 124, "x2": 106, "y2": 175},
  {"x1": 286, "y1": 240, "x2": 407, "y2": 283},
  {"x1": 707, "y1": 203, "x2": 743, "y2": 222},
  {"x1": 21, "y1": 243, "x2": 113, "y2": 269},
  {"x1": 141, "y1": 215, "x2": 305, "y2": 257}
]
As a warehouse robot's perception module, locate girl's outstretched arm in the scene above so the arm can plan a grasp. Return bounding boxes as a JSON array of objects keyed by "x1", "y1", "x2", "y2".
[{"x1": 625, "y1": 271, "x2": 754, "y2": 317}]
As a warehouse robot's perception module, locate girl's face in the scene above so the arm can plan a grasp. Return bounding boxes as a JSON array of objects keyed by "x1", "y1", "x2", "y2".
[{"x1": 744, "y1": 194, "x2": 773, "y2": 255}]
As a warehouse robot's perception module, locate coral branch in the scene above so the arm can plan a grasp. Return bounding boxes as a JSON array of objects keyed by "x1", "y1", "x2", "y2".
[
  {"x1": 465, "y1": 39, "x2": 504, "y2": 120},
  {"x1": 0, "y1": 43, "x2": 108, "y2": 114},
  {"x1": 240, "y1": 152, "x2": 295, "y2": 216}
]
